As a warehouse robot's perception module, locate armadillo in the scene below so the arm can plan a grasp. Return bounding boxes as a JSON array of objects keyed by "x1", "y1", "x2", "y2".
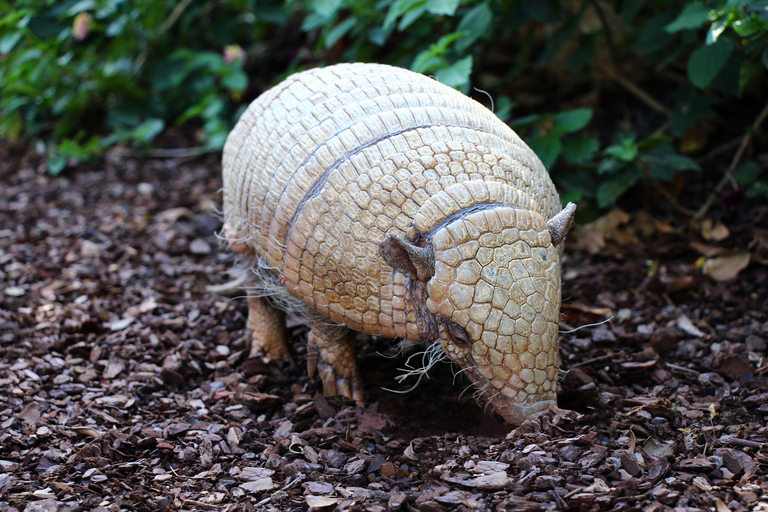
[{"x1": 221, "y1": 63, "x2": 575, "y2": 425}]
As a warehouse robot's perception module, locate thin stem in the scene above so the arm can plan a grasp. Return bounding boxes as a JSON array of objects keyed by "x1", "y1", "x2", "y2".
[
  {"x1": 693, "y1": 100, "x2": 768, "y2": 221},
  {"x1": 587, "y1": 0, "x2": 619, "y2": 67},
  {"x1": 111, "y1": 146, "x2": 215, "y2": 158},
  {"x1": 595, "y1": 61, "x2": 671, "y2": 117},
  {"x1": 639, "y1": 161, "x2": 698, "y2": 216}
]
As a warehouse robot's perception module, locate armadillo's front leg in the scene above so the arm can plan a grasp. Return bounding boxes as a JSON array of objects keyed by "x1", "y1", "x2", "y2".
[
  {"x1": 246, "y1": 295, "x2": 290, "y2": 360},
  {"x1": 306, "y1": 323, "x2": 364, "y2": 402}
]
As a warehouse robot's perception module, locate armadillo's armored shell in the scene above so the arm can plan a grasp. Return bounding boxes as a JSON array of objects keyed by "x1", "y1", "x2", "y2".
[{"x1": 223, "y1": 63, "x2": 567, "y2": 424}]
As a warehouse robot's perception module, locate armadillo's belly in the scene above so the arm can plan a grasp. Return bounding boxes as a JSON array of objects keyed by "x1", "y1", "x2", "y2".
[{"x1": 222, "y1": 63, "x2": 560, "y2": 340}]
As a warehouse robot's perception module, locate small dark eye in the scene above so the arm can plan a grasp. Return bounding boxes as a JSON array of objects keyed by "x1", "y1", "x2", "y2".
[{"x1": 442, "y1": 318, "x2": 471, "y2": 347}]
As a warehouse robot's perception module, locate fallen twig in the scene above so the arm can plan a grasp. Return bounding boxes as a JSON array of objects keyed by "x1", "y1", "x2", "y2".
[{"x1": 110, "y1": 146, "x2": 217, "y2": 159}]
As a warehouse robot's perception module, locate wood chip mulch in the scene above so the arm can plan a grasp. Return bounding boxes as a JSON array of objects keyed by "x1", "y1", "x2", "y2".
[{"x1": 1, "y1": 144, "x2": 766, "y2": 512}]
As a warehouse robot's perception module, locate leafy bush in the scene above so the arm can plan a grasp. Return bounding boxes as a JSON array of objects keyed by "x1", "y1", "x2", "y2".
[
  {"x1": 1, "y1": 0, "x2": 766, "y2": 216},
  {"x1": 0, "y1": 0, "x2": 286, "y2": 173},
  {"x1": 304, "y1": 0, "x2": 768, "y2": 212}
]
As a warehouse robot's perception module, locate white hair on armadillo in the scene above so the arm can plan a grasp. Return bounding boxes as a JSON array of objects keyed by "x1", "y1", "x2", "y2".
[
  {"x1": 381, "y1": 340, "x2": 449, "y2": 394},
  {"x1": 246, "y1": 257, "x2": 307, "y2": 317},
  {"x1": 246, "y1": 255, "x2": 349, "y2": 333}
]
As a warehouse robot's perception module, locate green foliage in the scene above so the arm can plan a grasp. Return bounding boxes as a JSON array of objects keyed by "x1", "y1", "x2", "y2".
[
  {"x1": 0, "y1": 0, "x2": 282, "y2": 173},
  {"x1": 0, "y1": 0, "x2": 765, "y2": 213},
  {"x1": 512, "y1": 108, "x2": 598, "y2": 170},
  {"x1": 593, "y1": 137, "x2": 701, "y2": 208}
]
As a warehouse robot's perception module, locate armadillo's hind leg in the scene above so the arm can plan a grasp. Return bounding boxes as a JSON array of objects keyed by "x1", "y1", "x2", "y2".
[
  {"x1": 306, "y1": 322, "x2": 364, "y2": 403},
  {"x1": 246, "y1": 295, "x2": 290, "y2": 360}
]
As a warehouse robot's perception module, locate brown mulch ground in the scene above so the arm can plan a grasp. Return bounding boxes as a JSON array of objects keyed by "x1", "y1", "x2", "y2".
[{"x1": 1, "y1": 143, "x2": 766, "y2": 512}]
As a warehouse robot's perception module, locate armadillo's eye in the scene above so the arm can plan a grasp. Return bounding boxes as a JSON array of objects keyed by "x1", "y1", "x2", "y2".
[{"x1": 443, "y1": 318, "x2": 471, "y2": 347}]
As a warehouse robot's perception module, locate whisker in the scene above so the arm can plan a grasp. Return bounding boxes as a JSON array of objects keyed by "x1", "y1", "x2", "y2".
[
  {"x1": 560, "y1": 316, "x2": 614, "y2": 334},
  {"x1": 381, "y1": 340, "x2": 450, "y2": 394}
]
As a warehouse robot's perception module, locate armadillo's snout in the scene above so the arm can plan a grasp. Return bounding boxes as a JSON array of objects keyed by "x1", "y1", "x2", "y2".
[{"x1": 426, "y1": 206, "x2": 564, "y2": 425}]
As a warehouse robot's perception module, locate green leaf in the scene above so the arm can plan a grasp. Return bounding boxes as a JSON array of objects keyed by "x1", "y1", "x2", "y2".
[
  {"x1": 706, "y1": 18, "x2": 727, "y2": 44},
  {"x1": 426, "y1": 0, "x2": 459, "y2": 16},
  {"x1": 398, "y1": 4, "x2": 428, "y2": 30},
  {"x1": 645, "y1": 154, "x2": 699, "y2": 181},
  {"x1": 411, "y1": 32, "x2": 465, "y2": 73},
  {"x1": 324, "y1": 17, "x2": 356, "y2": 48},
  {"x1": 58, "y1": 137, "x2": 102, "y2": 160},
  {"x1": 555, "y1": 170, "x2": 596, "y2": 199},
  {"x1": 732, "y1": 16, "x2": 762, "y2": 37},
  {"x1": 747, "y1": 181, "x2": 768, "y2": 198},
  {"x1": 384, "y1": 0, "x2": 426, "y2": 31},
  {"x1": 603, "y1": 137, "x2": 638, "y2": 162},
  {"x1": 688, "y1": 37, "x2": 733, "y2": 89},
  {"x1": 733, "y1": 161, "x2": 761, "y2": 186},
  {"x1": 306, "y1": 0, "x2": 344, "y2": 18},
  {"x1": 435, "y1": 55, "x2": 473, "y2": 91},
  {"x1": 739, "y1": 58, "x2": 763, "y2": 92},
  {"x1": 554, "y1": 108, "x2": 593, "y2": 133},
  {"x1": 221, "y1": 69, "x2": 248, "y2": 92},
  {"x1": 0, "y1": 31, "x2": 23, "y2": 54},
  {"x1": 597, "y1": 177, "x2": 632, "y2": 208},
  {"x1": 634, "y1": 12, "x2": 676, "y2": 54},
  {"x1": 27, "y1": 12, "x2": 66, "y2": 39},
  {"x1": 665, "y1": 2, "x2": 710, "y2": 33},
  {"x1": 597, "y1": 158, "x2": 624, "y2": 175},
  {"x1": 745, "y1": 1, "x2": 768, "y2": 17},
  {"x1": 48, "y1": 154, "x2": 67, "y2": 175},
  {"x1": 561, "y1": 135, "x2": 599, "y2": 164},
  {"x1": 620, "y1": 0, "x2": 646, "y2": 25},
  {"x1": 411, "y1": 53, "x2": 445, "y2": 74},
  {"x1": 493, "y1": 96, "x2": 514, "y2": 123},
  {"x1": 561, "y1": 189, "x2": 583, "y2": 204},
  {"x1": 657, "y1": 153, "x2": 699, "y2": 171},
  {"x1": 301, "y1": 12, "x2": 328, "y2": 31},
  {"x1": 509, "y1": 113, "x2": 545, "y2": 130},
  {"x1": 129, "y1": 118, "x2": 164, "y2": 143},
  {"x1": 106, "y1": 14, "x2": 128, "y2": 37},
  {"x1": 455, "y1": 2, "x2": 493, "y2": 52},
  {"x1": 66, "y1": 0, "x2": 96, "y2": 16},
  {"x1": 529, "y1": 135, "x2": 562, "y2": 169}
]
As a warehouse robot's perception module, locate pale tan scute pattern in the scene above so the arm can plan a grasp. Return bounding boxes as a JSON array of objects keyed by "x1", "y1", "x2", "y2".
[
  {"x1": 222, "y1": 63, "x2": 560, "y2": 337},
  {"x1": 222, "y1": 63, "x2": 567, "y2": 425},
  {"x1": 410, "y1": 180, "x2": 541, "y2": 236}
]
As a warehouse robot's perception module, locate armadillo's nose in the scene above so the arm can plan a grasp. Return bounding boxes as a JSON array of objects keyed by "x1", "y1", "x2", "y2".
[{"x1": 492, "y1": 394, "x2": 556, "y2": 425}]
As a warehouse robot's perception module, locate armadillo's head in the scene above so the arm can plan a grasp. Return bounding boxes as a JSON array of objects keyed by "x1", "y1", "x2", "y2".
[{"x1": 380, "y1": 181, "x2": 575, "y2": 425}]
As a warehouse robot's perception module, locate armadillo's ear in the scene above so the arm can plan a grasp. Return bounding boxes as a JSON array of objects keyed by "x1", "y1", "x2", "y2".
[
  {"x1": 547, "y1": 202, "x2": 577, "y2": 247},
  {"x1": 379, "y1": 235, "x2": 435, "y2": 282}
]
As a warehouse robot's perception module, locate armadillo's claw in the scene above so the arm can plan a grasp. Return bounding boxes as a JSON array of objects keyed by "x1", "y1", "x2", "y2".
[
  {"x1": 307, "y1": 326, "x2": 364, "y2": 403},
  {"x1": 247, "y1": 295, "x2": 290, "y2": 360},
  {"x1": 318, "y1": 363, "x2": 364, "y2": 403},
  {"x1": 306, "y1": 341, "x2": 319, "y2": 378}
]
